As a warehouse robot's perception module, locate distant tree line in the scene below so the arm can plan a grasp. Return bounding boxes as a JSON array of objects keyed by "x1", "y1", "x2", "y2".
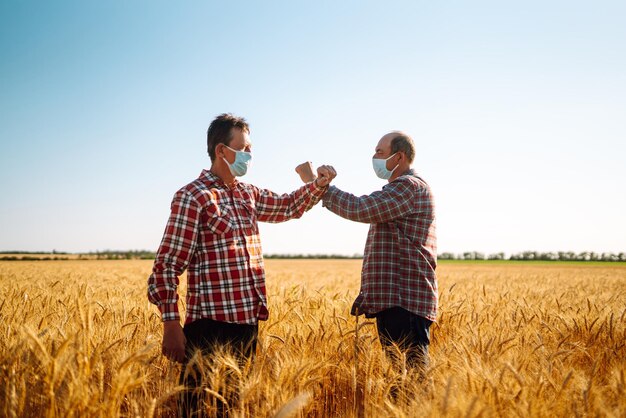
[
  {"x1": 264, "y1": 253, "x2": 363, "y2": 259},
  {"x1": 78, "y1": 252, "x2": 364, "y2": 261},
  {"x1": 0, "y1": 255, "x2": 71, "y2": 261},
  {"x1": 1, "y1": 250, "x2": 625, "y2": 262},
  {"x1": 438, "y1": 251, "x2": 626, "y2": 262},
  {"x1": 0, "y1": 250, "x2": 70, "y2": 260},
  {"x1": 0, "y1": 250, "x2": 69, "y2": 254},
  {"x1": 77, "y1": 250, "x2": 156, "y2": 260}
]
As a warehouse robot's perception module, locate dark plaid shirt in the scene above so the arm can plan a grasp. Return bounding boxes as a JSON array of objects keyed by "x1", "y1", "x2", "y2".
[
  {"x1": 148, "y1": 169, "x2": 326, "y2": 324},
  {"x1": 322, "y1": 169, "x2": 438, "y2": 321}
]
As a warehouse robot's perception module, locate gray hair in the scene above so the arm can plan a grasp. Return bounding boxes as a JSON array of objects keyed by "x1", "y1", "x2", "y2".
[{"x1": 390, "y1": 132, "x2": 415, "y2": 163}]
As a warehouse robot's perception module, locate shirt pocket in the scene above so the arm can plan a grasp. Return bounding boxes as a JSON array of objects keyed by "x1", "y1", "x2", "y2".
[
  {"x1": 238, "y1": 201, "x2": 258, "y2": 234},
  {"x1": 205, "y1": 202, "x2": 235, "y2": 235}
]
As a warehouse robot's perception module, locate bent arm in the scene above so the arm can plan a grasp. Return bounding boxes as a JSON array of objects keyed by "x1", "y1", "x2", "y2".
[
  {"x1": 322, "y1": 179, "x2": 417, "y2": 224},
  {"x1": 147, "y1": 190, "x2": 200, "y2": 322},
  {"x1": 254, "y1": 180, "x2": 327, "y2": 223}
]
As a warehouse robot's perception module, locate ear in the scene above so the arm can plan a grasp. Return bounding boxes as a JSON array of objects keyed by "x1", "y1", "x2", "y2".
[{"x1": 216, "y1": 143, "x2": 226, "y2": 159}]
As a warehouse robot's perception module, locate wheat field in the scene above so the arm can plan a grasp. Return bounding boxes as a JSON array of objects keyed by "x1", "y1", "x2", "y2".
[{"x1": 0, "y1": 259, "x2": 624, "y2": 417}]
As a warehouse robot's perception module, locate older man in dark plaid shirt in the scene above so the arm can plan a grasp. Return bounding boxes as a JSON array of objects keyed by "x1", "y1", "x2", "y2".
[{"x1": 299, "y1": 131, "x2": 437, "y2": 373}]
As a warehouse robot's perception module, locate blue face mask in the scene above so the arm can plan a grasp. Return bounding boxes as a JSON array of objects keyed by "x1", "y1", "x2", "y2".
[
  {"x1": 223, "y1": 145, "x2": 252, "y2": 177},
  {"x1": 372, "y1": 153, "x2": 398, "y2": 180}
]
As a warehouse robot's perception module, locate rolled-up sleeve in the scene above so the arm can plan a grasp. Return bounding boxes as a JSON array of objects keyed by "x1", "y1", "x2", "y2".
[
  {"x1": 147, "y1": 190, "x2": 200, "y2": 322},
  {"x1": 254, "y1": 180, "x2": 327, "y2": 223}
]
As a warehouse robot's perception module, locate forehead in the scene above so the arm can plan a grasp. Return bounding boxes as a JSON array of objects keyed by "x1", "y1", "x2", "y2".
[
  {"x1": 375, "y1": 134, "x2": 393, "y2": 151},
  {"x1": 228, "y1": 128, "x2": 251, "y2": 147}
]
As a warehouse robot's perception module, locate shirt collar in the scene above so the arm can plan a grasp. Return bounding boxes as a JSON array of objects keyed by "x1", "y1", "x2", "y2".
[
  {"x1": 402, "y1": 168, "x2": 416, "y2": 177},
  {"x1": 200, "y1": 169, "x2": 218, "y2": 182},
  {"x1": 383, "y1": 168, "x2": 418, "y2": 188},
  {"x1": 395, "y1": 167, "x2": 416, "y2": 179},
  {"x1": 200, "y1": 169, "x2": 240, "y2": 189}
]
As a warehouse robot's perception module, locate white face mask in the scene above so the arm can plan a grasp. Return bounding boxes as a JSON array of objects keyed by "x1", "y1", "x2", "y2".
[
  {"x1": 372, "y1": 153, "x2": 398, "y2": 179},
  {"x1": 222, "y1": 145, "x2": 252, "y2": 177}
]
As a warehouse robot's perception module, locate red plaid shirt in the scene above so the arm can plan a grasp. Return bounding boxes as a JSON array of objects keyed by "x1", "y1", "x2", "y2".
[
  {"x1": 322, "y1": 169, "x2": 438, "y2": 321},
  {"x1": 148, "y1": 169, "x2": 327, "y2": 325}
]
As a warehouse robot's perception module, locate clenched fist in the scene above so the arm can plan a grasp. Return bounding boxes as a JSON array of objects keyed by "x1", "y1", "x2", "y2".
[
  {"x1": 295, "y1": 161, "x2": 316, "y2": 183},
  {"x1": 295, "y1": 162, "x2": 337, "y2": 187},
  {"x1": 315, "y1": 165, "x2": 337, "y2": 187}
]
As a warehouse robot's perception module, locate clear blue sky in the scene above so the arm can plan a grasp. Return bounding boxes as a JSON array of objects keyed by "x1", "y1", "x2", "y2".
[{"x1": 1, "y1": 1, "x2": 625, "y2": 256}]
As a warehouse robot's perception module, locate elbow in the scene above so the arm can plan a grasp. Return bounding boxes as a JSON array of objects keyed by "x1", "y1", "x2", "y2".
[
  {"x1": 345, "y1": 208, "x2": 376, "y2": 224},
  {"x1": 340, "y1": 211, "x2": 370, "y2": 224},
  {"x1": 147, "y1": 284, "x2": 159, "y2": 305}
]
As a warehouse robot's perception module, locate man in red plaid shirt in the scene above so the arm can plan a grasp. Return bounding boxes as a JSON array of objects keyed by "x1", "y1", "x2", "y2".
[
  {"x1": 299, "y1": 131, "x2": 437, "y2": 374},
  {"x1": 147, "y1": 113, "x2": 336, "y2": 417}
]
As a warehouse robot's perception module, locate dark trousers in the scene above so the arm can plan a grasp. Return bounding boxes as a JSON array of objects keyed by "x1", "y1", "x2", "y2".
[
  {"x1": 376, "y1": 307, "x2": 432, "y2": 372},
  {"x1": 179, "y1": 318, "x2": 258, "y2": 418}
]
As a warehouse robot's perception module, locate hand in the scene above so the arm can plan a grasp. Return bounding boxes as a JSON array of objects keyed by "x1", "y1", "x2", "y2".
[
  {"x1": 162, "y1": 321, "x2": 186, "y2": 363},
  {"x1": 295, "y1": 161, "x2": 316, "y2": 183},
  {"x1": 316, "y1": 165, "x2": 336, "y2": 187}
]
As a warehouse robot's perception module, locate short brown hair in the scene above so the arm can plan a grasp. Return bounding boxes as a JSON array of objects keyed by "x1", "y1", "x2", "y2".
[
  {"x1": 206, "y1": 113, "x2": 250, "y2": 161},
  {"x1": 390, "y1": 132, "x2": 416, "y2": 163}
]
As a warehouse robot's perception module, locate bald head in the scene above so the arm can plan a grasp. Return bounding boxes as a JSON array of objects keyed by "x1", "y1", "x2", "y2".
[{"x1": 381, "y1": 131, "x2": 415, "y2": 163}]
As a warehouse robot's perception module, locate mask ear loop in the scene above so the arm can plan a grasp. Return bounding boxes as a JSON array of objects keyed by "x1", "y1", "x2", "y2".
[
  {"x1": 220, "y1": 144, "x2": 231, "y2": 166},
  {"x1": 388, "y1": 152, "x2": 400, "y2": 175},
  {"x1": 220, "y1": 144, "x2": 234, "y2": 165}
]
